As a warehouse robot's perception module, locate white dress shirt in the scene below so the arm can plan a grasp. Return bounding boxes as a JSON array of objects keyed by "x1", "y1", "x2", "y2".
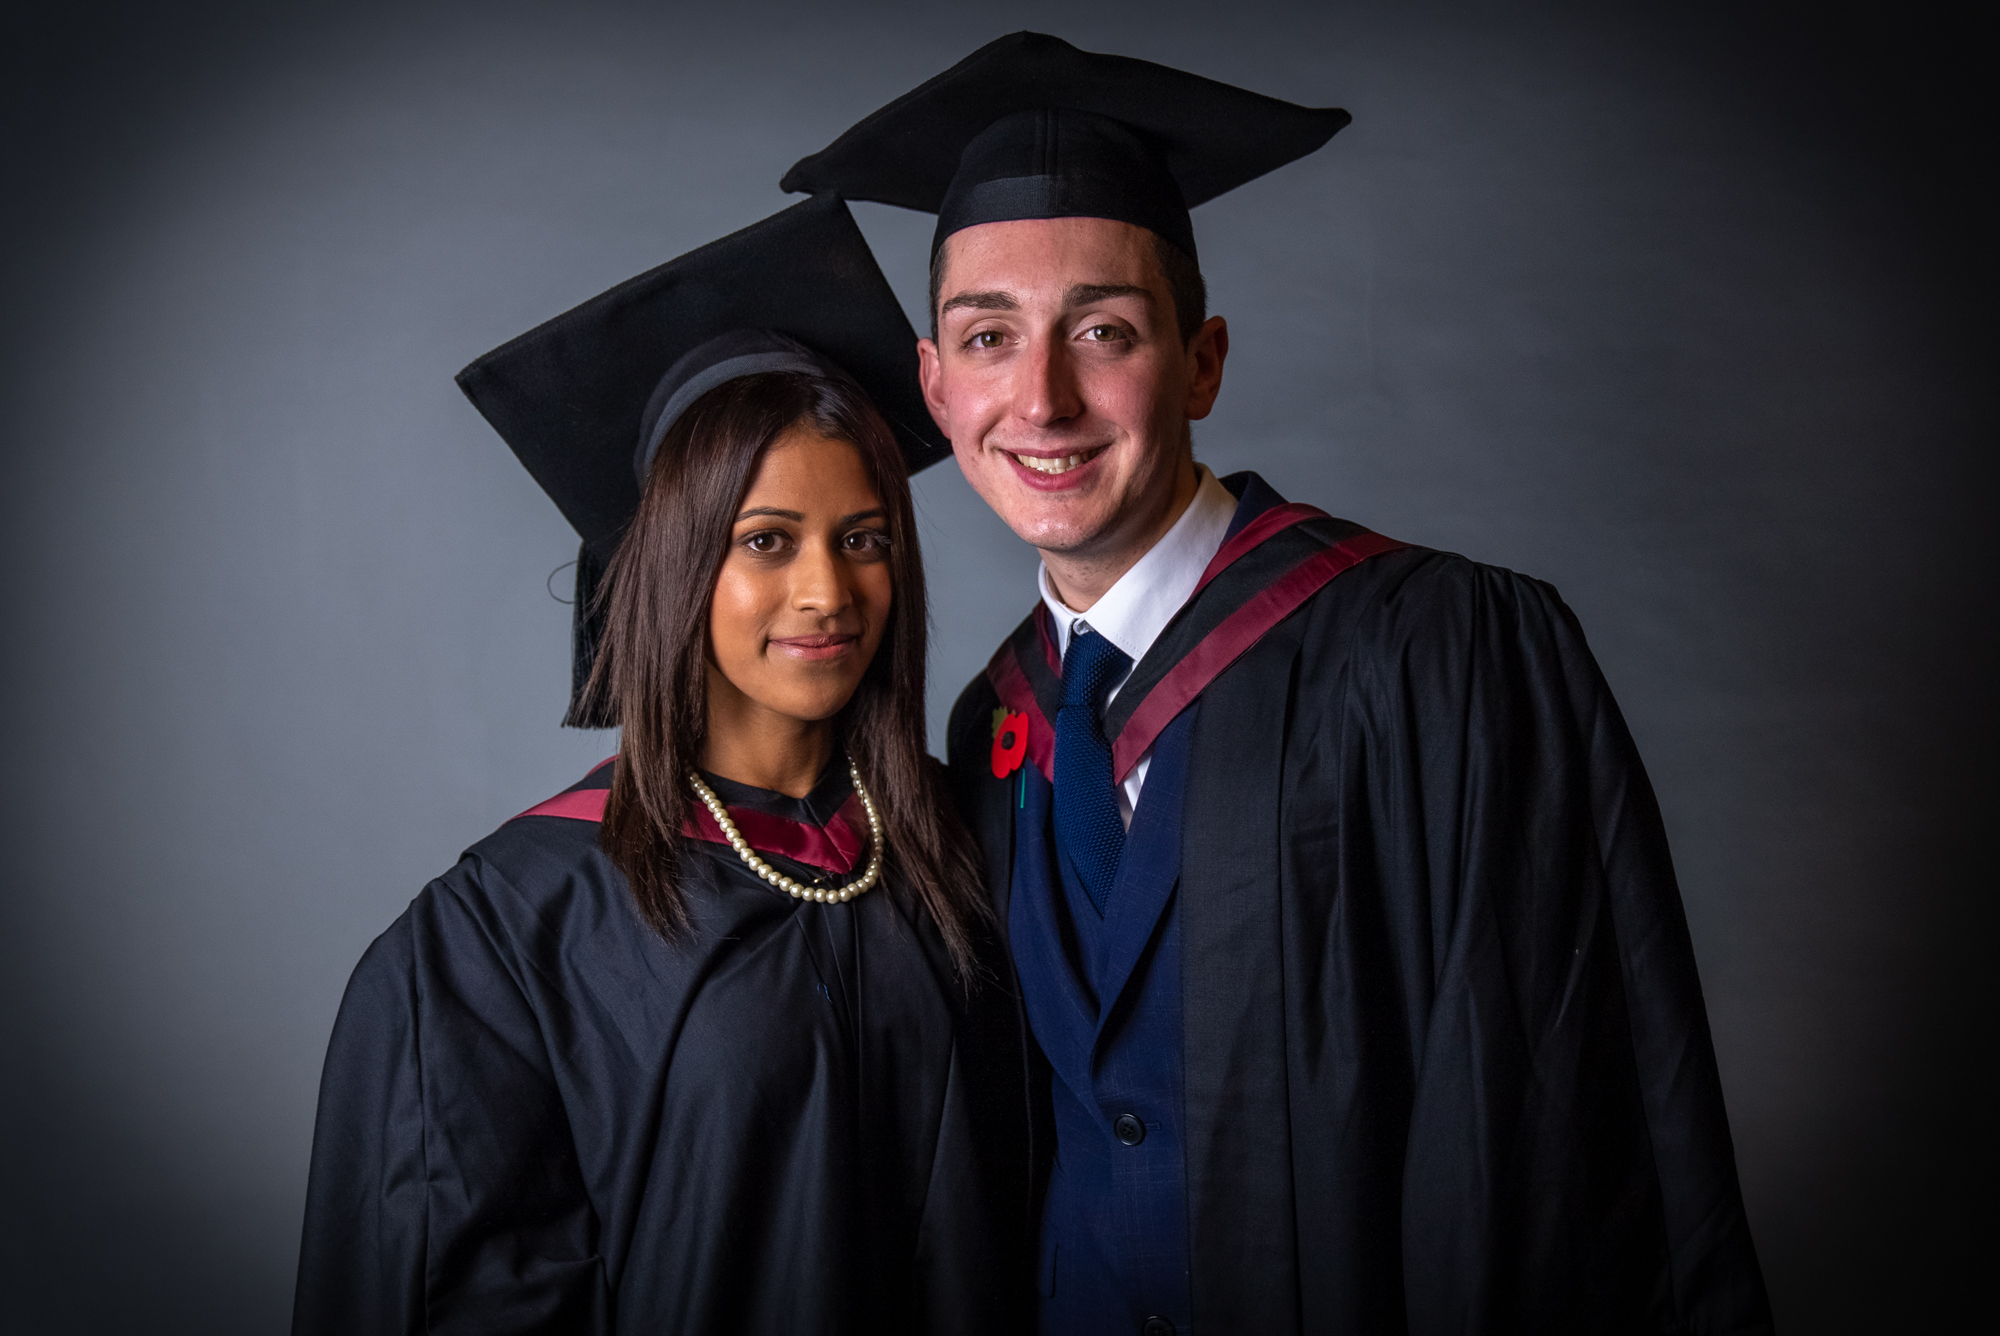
[{"x1": 1039, "y1": 465, "x2": 1239, "y2": 826}]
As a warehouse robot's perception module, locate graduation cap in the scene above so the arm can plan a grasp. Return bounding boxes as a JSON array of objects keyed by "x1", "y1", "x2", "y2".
[
  {"x1": 779, "y1": 31, "x2": 1350, "y2": 262},
  {"x1": 455, "y1": 192, "x2": 945, "y2": 725}
]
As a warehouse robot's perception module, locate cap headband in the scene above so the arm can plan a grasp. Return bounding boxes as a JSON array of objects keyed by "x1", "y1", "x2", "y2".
[{"x1": 634, "y1": 345, "x2": 829, "y2": 483}]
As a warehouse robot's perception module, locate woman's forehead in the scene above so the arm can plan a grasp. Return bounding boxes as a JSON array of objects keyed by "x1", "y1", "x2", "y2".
[{"x1": 737, "y1": 432, "x2": 880, "y2": 515}]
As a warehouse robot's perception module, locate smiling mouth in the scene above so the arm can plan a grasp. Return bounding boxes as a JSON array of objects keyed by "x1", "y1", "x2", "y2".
[
  {"x1": 1006, "y1": 446, "x2": 1106, "y2": 475},
  {"x1": 769, "y1": 633, "x2": 858, "y2": 662}
]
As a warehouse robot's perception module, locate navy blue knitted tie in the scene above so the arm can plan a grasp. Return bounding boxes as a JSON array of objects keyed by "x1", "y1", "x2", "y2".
[{"x1": 1054, "y1": 627, "x2": 1132, "y2": 916}]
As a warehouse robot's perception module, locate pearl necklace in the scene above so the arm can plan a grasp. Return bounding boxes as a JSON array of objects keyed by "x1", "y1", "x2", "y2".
[{"x1": 687, "y1": 760, "x2": 884, "y2": 903}]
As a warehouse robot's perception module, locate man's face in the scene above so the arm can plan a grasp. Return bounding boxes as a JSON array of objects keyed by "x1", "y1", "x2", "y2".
[{"x1": 918, "y1": 216, "x2": 1225, "y2": 561}]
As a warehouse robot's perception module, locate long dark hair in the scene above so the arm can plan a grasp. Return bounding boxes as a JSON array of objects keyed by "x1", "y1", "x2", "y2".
[{"x1": 579, "y1": 369, "x2": 987, "y2": 973}]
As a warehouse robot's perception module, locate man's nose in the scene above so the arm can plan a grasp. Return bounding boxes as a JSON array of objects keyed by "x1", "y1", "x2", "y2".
[{"x1": 1012, "y1": 335, "x2": 1082, "y2": 430}]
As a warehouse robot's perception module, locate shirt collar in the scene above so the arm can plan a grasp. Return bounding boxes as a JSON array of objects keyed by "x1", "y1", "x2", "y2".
[{"x1": 1039, "y1": 464, "x2": 1239, "y2": 665}]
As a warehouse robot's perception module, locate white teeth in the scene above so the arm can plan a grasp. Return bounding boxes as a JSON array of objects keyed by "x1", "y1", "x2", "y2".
[{"x1": 1012, "y1": 449, "x2": 1099, "y2": 474}]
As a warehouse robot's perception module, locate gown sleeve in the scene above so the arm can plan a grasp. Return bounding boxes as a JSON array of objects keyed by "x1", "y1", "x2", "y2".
[
  {"x1": 293, "y1": 911, "x2": 427, "y2": 1334},
  {"x1": 293, "y1": 871, "x2": 611, "y2": 1336},
  {"x1": 1370, "y1": 558, "x2": 1770, "y2": 1333}
]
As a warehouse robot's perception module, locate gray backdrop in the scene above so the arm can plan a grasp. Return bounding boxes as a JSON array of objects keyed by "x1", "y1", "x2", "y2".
[{"x1": 1, "y1": 1, "x2": 1989, "y2": 1331}]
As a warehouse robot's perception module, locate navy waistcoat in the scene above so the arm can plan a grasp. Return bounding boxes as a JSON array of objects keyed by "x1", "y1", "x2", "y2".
[{"x1": 1010, "y1": 705, "x2": 1197, "y2": 1336}]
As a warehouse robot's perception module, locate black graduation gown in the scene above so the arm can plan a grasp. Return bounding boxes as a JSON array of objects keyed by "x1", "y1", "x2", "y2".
[
  {"x1": 946, "y1": 474, "x2": 1772, "y2": 1335},
  {"x1": 293, "y1": 758, "x2": 1030, "y2": 1335}
]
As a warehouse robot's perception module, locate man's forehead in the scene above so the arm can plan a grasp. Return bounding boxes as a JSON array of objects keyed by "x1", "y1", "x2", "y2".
[{"x1": 938, "y1": 217, "x2": 1165, "y2": 308}]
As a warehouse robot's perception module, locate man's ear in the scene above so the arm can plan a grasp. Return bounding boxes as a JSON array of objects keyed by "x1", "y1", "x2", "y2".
[
  {"x1": 917, "y1": 337, "x2": 950, "y2": 436},
  {"x1": 1185, "y1": 316, "x2": 1229, "y2": 421}
]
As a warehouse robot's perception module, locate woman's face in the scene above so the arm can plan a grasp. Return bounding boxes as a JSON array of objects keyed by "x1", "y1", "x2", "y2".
[{"x1": 706, "y1": 426, "x2": 893, "y2": 728}]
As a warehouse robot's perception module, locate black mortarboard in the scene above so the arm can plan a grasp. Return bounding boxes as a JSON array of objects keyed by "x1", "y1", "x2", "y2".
[
  {"x1": 455, "y1": 193, "x2": 945, "y2": 725},
  {"x1": 779, "y1": 32, "x2": 1350, "y2": 261}
]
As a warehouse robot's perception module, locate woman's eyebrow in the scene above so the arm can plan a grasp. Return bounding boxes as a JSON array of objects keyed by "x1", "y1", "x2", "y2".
[
  {"x1": 735, "y1": 506, "x2": 804, "y2": 522},
  {"x1": 840, "y1": 508, "x2": 887, "y2": 525}
]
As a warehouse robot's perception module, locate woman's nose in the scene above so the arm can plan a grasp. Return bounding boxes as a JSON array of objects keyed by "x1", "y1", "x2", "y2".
[{"x1": 790, "y1": 540, "x2": 851, "y2": 614}]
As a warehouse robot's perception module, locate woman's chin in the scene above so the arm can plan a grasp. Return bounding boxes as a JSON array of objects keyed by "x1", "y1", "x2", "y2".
[{"x1": 753, "y1": 683, "x2": 863, "y2": 727}]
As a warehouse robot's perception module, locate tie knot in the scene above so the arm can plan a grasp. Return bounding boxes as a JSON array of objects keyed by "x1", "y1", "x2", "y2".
[{"x1": 1061, "y1": 628, "x2": 1131, "y2": 713}]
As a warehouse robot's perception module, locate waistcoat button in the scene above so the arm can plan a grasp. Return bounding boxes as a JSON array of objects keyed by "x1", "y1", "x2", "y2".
[{"x1": 1113, "y1": 1113, "x2": 1146, "y2": 1146}]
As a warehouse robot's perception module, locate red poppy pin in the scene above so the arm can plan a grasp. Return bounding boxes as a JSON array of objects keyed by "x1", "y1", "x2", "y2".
[{"x1": 990, "y1": 708, "x2": 1028, "y2": 779}]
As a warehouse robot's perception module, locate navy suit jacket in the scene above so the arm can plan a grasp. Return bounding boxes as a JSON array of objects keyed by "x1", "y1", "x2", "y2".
[{"x1": 1010, "y1": 709, "x2": 1197, "y2": 1335}]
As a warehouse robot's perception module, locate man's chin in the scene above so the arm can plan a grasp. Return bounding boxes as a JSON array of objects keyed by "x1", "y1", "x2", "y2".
[
  {"x1": 960, "y1": 454, "x2": 1132, "y2": 555},
  {"x1": 997, "y1": 504, "x2": 1121, "y2": 557}
]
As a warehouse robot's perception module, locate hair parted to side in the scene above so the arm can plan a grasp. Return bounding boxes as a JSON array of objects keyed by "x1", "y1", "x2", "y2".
[
  {"x1": 578, "y1": 369, "x2": 989, "y2": 975},
  {"x1": 927, "y1": 229, "x2": 1208, "y2": 345}
]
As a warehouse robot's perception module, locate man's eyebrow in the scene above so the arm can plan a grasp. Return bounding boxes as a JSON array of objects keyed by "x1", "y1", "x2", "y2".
[
  {"x1": 939, "y1": 290, "x2": 1020, "y2": 317},
  {"x1": 1064, "y1": 282, "x2": 1153, "y2": 308}
]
